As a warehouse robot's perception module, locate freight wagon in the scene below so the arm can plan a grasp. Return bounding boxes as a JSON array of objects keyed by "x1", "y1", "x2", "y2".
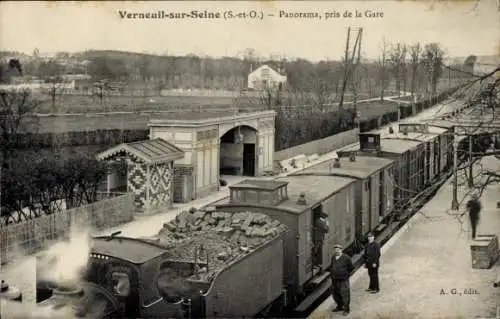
[
  {"x1": 339, "y1": 132, "x2": 426, "y2": 215},
  {"x1": 395, "y1": 123, "x2": 452, "y2": 185},
  {"x1": 291, "y1": 154, "x2": 395, "y2": 248},
  {"x1": 215, "y1": 176, "x2": 358, "y2": 306}
]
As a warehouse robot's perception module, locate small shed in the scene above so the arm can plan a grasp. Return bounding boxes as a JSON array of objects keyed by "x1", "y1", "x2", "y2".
[{"x1": 96, "y1": 138, "x2": 184, "y2": 213}]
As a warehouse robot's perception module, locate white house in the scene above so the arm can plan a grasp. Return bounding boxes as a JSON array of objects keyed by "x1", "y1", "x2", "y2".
[{"x1": 247, "y1": 65, "x2": 287, "y2": 90}]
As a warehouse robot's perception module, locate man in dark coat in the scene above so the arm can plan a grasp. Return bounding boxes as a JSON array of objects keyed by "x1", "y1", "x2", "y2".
[
  {"x1": 330, "y1": 244, "x2": 354, "y2": 316},
  {"x1": 364, "y1": 233, "x2": 381, "y2": 293},
  {"x1": 313, "y1": 211, "x2": 330, "y2": 268},
  {"x1": 466, "y1": 194, "x2": 482, "y2": 239}
]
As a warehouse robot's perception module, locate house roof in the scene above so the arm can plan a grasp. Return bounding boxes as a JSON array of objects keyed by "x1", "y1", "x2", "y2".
[
  {"x1": 96, "y1": 138, "x2": 184, "y2": 164},
  {"x1": 249, "y1": 64, "x2": 286, "y2": 77}
]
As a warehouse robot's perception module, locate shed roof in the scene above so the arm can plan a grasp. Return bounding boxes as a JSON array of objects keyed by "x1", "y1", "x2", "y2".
[
  {"x1": 295, "y1": 156, "x2": 394, "y2": 179},
  {"x1": 96, "y1": 138, "x2": 184, "y2": 164},
  {"x1": 229, "y1": 179, "x2": 289, "y2": 191},
  {"x1": 91, "y1": 236, "x2": 168, "y2": 264},
  {"x1": 274, "y1": 174, "x2": 356, "y2": 214}
]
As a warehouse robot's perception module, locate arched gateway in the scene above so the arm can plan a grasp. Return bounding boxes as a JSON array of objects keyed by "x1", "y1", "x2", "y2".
[{"x1": 147, "y1": 110, "x2": 276, "y2": 203}]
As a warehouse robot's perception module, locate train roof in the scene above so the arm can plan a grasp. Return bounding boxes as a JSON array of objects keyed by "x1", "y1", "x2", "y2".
[
  {"x1": 91, "y1": 236, "x2": 168, "y2": 264},
  {"x1": 295, "y1": 156, "x2": 394, "y2": 179},
  {"x1": 384, "y1": 132, "x2": 436, "y2": 142},
  {"x1": 231, "y1": 179, "x2": 289, "y2": 191},
  {"x1": 338, "y1": 138, "x2": 422, "y2": 155},
  {"x1": 379, "y1": 138, "x2": 423, "y2": 153},
  {"x1": 274, "y1": 174, "x2": 356, "y2": 213}
]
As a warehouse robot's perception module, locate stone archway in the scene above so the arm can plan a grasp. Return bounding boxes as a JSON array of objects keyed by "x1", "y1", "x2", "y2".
[{"x1": 219, "y1": 125, "x2": 258, "y2": 177}]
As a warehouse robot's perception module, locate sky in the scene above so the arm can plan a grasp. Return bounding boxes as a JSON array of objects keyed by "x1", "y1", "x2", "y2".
[{"x1": 0, "y1": 0, "x2": 498, "y2": 62}]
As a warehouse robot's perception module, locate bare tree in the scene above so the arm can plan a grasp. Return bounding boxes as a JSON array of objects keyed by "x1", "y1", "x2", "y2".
[
  {"x1": 38, "y1": 59, "x2": 67, "y2": 113},
  {"x1": 421, "y1": 43, "x2": 445, "y2": 100},
  {"x1": 0, "y1": 89, "x2": 40, "y2": 162},
  {"x1": 388, "y1": 43, "x2": 408, "y2": 99},
  {"x1": 409, "y1": 43, "x2": 422, "y2": 108},
  {"x1": 377, "y1": 39, "x2": 390, "y2": 101}
]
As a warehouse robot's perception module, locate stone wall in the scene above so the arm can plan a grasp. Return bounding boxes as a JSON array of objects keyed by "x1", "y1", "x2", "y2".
[
  {"x1": 274, "y1": 128, "x2": 359, "y2": 162},
  {"x1": 0, "y1": 193, "x2": 134, "y2": 265}
]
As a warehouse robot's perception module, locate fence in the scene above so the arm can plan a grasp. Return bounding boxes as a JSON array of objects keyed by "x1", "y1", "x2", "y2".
[{"x1": 0, "y1": 192, "x2": 134, "y2": 265}]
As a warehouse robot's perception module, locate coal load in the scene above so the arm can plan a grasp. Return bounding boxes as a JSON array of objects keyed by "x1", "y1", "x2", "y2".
[{"x1": 153, "y1": 208, "x2": 287, "y2": 282}]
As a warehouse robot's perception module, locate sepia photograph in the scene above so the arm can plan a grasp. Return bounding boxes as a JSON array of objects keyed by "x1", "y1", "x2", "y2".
[{"x1": 0, "y1": 1, "x2": 499, "y2": 318}]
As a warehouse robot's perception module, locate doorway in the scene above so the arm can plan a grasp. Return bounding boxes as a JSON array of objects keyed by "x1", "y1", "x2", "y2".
[{"x1": 243, "y1": 143, "x2": 256, "y2": 176}]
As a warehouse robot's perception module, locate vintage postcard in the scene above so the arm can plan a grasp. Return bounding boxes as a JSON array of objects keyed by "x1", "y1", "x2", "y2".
[{"x1": 0, "y1": 1, "x2": 499, "y2": 318}]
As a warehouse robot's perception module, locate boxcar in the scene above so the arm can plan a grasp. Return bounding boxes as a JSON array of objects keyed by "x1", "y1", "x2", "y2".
[
  {"x1": 215, "y1": 176, "x2": 357, "y2": 299},
  {"x1": 396, "y1": 123, "x2": 452, "y2": 183},
  {"x1": 291, "y1": 154, "x2": 395, "y2": 244},
  {"x1": 340, "y1": 133, "x2": 426, "y2": 214}
]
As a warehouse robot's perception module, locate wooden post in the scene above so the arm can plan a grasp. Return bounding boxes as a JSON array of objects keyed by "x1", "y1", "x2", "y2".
[
  {"x1": 468, "y1": 134, "x2": 474, "y2": 187},
  {"x1": 451, "y1": 126, "x2": 459, "y2": 210}
]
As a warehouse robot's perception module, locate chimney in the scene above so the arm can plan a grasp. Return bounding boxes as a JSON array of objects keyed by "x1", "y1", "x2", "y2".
[
  {"x1": 349, "y1": 152, "x2": 356, "y2": 162},
  {"x1": 296, "y1": 192, "x2": 307, "y2": 205},
  {"x1": 333, "y1": 158, "x2": 341, "y2": 168}
]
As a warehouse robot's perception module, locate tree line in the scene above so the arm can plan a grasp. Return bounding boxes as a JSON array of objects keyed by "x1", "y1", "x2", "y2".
[{"x1": 1, "y1": 43, "x2": 475, "y2": 97}]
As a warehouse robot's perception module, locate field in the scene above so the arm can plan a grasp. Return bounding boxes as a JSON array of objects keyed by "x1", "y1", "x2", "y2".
[{"x1": 27, "y1": 99, "x2": 402, "y2": 133}]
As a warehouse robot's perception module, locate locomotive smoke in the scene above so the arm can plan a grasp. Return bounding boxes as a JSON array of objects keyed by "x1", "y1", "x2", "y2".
[
  {"x1": 12, "y1": 225, "x2": 98, "y2": 319},
  {"x1": 37, "y1": 225, "x2": 91, "y2": 286}
]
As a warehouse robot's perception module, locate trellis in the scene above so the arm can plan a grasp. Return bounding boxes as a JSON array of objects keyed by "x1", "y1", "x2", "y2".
[{"x1": 96, "y1": 138, "x2": 184, "y2": 212}]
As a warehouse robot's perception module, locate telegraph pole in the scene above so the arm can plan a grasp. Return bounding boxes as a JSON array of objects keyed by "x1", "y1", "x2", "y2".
[
  {"x1": 338, "y1": 27, "x2": 352, "y2": 114},
  {"x1": 352, "y1": 28, "x2": 363, "y2": 118},
  {"x1": 339, "y1": 27, "x2": 363, "y2": 127}
]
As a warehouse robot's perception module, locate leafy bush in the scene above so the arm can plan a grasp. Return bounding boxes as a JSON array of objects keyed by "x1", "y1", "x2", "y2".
[{"x1": 1, "y1": 150, "x2": 108, "y2": 224}]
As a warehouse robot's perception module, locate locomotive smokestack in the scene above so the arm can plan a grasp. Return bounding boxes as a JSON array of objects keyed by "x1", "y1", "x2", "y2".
[
  {"x1": 349, "y1": 152, "x2": 356, "y2": 162},
  {"x1": 296, "y1": 192, "x2": 307, "y2": 205},
  {"x1": 333, "y1": 158, "x2": 341, "y2": 168}
]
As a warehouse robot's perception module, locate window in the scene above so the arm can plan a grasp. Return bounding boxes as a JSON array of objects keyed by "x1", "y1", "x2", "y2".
[
  {"x1": 368, "y1": 137, "x2": 374, "y2": 143},
  {"x1": 111, "y1": 272, "x2": 131, "y2": 297}
]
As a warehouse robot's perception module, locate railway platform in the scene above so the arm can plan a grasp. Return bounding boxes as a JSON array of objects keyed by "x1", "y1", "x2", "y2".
[{"x1": 309, "y1": 155, "x2": 500, "y2": 319}]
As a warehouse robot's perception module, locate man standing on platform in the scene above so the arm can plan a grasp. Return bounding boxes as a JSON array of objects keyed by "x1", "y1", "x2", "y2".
[
  {"x1": 364, "y1": 233, "x2": 381, "y2": 293},
  {"x1": 466, "y1": 194, "x2": 482, "y2": 239},
  {"x1": 330, "y1": 244, "x2": 354, "y2": 316}
]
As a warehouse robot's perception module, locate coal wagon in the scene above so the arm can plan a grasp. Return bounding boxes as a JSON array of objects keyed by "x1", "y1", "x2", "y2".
[{"x1": 35, "y1": 211, "x2": 288, "y2": 319}]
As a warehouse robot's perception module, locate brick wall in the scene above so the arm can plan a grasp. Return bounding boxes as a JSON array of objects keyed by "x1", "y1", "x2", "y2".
[
  {"x1": 0, "y1": 193, "x2": 134, "y2": 266},
  {"x1": 173, "y1": 166, "x2": 194, "y2": 203}
]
